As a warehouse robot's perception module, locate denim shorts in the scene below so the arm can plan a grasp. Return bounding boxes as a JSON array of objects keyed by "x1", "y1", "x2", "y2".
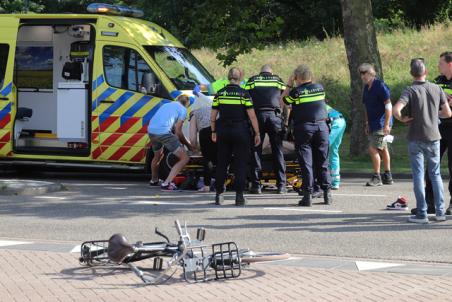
[{"x1": 148, "y1": 133, "x2": 182, "y2": 153}]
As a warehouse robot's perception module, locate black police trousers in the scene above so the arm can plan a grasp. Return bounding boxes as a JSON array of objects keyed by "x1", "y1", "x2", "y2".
[
  {"x1": 199, "y1": 127, "x2": 217, "y2": 187},
  {"x1": 425, "y1": 123, "x2": 452, "y2": 207},
  {"x1": 250, "y1": 111, "x2": 286, "y2": 187},
  {"x1": 216, "y1": 121, "x2": 251, "y2": 194},
  {"x1": 294, "y1": 121, "x2": 331, "y2": 193}
]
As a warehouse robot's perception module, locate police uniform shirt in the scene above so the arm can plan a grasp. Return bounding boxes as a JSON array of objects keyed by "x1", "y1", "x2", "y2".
[
  {"x1": 245, "y1": 72, "x2": 286, "y2": 110},
  {"x1": 283, "y1": 82, "x2": 327, "y2": 124},
  {"x1": 436, "y1": 75, "x2": 452, "y2": 124},
  {"x1": 212, "y1": 84, "x2": 253, "y2": 122}
]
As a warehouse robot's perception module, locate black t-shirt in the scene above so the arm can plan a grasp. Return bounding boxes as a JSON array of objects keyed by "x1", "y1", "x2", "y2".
[{"x1": 435, "y1": 75, "x2": 452, "y2": 124}]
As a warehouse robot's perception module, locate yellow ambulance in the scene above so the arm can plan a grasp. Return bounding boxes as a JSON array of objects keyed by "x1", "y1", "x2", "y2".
[{"x1": 0, "y1": 3, "x2": 215, "y2": 171}]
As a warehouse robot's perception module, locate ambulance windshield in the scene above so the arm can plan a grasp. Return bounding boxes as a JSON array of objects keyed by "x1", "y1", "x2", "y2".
[{"x1": 145, "y1": 46, "x2": 215, "y2": 91}]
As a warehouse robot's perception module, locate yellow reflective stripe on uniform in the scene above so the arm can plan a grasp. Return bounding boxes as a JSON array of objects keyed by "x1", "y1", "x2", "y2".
[
  {"x1": 439, "y1": 84, "x2": 452, "y2": 95},
  {"x1": 284, "y1": 96, "x2": 296, "y2": 104},
  {"x1": 247, "y1": 82, "x2": 286, "y2": 89},
  {"x1": 216, "y1": 98, "x2": 252, "y2": 106},
  {"x1": 294, "y1": 93, "x2": 326, "y2": 104}
]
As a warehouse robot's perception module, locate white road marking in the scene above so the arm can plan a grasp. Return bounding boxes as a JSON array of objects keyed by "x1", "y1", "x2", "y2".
[
  {"x1": 122, "y1": 201, "x2": 193, "y2": 206},
  {"x1": 264, "y1": 207, "x2": 343, "y2": 213},
  {"x1": 355, "y1": 261, "x2": 404, "y2": 271},
  {"x1": 332, "y1": 193, "x2": 387, "y2": 197},
  {"x1": 0, "y1": 240, "x2": 33, "y2": 247}
]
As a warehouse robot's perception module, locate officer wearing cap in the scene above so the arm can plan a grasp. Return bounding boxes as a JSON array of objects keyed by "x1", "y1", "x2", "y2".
[
  {"x1": 282, "y1": 64, "x2": 332, "y2": 206},
  {"x1": 211, "y1": 68, "x2": 261, "y2": 206},
  {"x1": 245, "y1": 64, "x2": 287, "y2": 194}
]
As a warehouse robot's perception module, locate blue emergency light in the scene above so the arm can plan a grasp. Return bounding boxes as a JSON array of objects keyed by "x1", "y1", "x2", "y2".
[{"x1": 87, "y1": 3, "x2": 144, "y2": 18}]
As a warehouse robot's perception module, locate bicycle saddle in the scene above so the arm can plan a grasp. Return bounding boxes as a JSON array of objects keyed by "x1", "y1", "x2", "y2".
[{"x1": 108, "y1": 233, "x2": 135, "y2": 263}]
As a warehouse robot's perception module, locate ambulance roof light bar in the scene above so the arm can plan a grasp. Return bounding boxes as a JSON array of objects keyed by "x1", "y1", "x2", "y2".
[{"x1": 87, "y1": 3, "x2": 144, "y2": 18}]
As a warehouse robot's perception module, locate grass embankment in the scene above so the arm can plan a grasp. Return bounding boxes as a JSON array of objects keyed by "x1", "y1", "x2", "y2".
[{"x1": 193, "y1": 23, "x2": 452, "y2": 173}]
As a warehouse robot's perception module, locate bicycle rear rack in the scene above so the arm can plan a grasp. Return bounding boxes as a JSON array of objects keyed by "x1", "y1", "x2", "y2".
[{"x1": 79, "y1": 240, "x2": 110, "y2": 266}]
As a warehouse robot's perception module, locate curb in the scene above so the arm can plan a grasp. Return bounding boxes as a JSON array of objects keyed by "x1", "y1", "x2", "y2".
[{"x1": 0, "y1": 180, "x2": 64, "y2": 195}]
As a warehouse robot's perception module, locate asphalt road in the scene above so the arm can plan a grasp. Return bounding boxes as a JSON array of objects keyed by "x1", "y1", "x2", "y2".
[{"x1": 0, "y1": 168, "x2": 451, "y2": 263}]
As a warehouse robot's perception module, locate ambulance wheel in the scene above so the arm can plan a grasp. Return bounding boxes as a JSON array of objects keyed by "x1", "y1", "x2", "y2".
[{"x1": 144, "y1": 149, "x2": 170, "y2": 180}]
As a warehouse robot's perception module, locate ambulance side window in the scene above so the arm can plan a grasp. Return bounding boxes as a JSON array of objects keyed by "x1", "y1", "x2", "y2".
[
  {"x1": 0, "y1": 44, "x2": 9, "y2": 89},
  {"x1": 103, "y1": 45, "x2": 168, "y2": 98}
]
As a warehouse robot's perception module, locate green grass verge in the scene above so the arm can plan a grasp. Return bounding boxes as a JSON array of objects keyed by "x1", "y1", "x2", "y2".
[{"x1": 193, "y1": 23, "x2": 452, "y2": 174}]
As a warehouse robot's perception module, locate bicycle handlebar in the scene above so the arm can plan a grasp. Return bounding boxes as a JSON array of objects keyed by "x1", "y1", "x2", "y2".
[{"x1": 175, "y1": 220, "x2": 183, "y2": 236}]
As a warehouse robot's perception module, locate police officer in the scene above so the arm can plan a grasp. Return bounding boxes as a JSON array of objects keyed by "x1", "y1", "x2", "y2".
[
  {"x1": 211, "y1": 68, "x2": 261, "y2": 206},
  {"x1": 245, "y1": 64, "x2": 287, "y2": 194},
  {"x1": 282, "y1": 64, "x2": 332, "y2": 206}
]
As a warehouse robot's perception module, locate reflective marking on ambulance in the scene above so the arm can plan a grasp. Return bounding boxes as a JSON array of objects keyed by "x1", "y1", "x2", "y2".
[
  {"x1": 0, "y1": 83, "x2": 13, "y2": 153},
  {"x1": 90, "y1": 74, "x2": 171, "y2": 162}
]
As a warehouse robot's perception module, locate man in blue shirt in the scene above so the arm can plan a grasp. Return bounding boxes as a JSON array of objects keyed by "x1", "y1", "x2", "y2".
[
  {"x1": 359, "y1": 63, "x2": 394, "y2": 186},
  {"x1": 147, "y1": 94, "x2": 194, "y2": 190}
]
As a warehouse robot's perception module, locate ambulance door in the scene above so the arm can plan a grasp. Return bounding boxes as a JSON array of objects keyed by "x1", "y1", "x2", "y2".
[
  {"x1": 0, "y1": 17, "x2": 19, "y2": 157},
  {"x1": 91, "y1": 42, "x2": 171, "y2": 163}
]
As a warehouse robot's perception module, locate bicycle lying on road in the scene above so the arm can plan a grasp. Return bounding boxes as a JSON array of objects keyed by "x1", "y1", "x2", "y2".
[{"x1": 78, "y1": 220, "x2": 290, "y2": 284}]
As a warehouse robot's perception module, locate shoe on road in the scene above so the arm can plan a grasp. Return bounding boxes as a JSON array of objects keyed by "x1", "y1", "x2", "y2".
[
  {"x1": 386, "y1": 196, "x2": 408, "y2": 210},
  {"x1": 407, "y1": 215, "x2": 429, "y2": 224},
  {"x1": 366, "y1": 174, "x2": 382, "y2": 186}
]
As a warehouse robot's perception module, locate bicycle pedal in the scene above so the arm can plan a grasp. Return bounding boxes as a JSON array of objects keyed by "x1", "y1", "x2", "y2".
[{"x1": 153, "y1": 257, "x2": 163, "y2": 270}]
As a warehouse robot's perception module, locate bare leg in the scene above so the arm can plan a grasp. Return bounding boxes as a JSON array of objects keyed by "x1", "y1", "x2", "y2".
[
  {"x1": 380, "y1": 147, "x2": 391, "y2": 171},
  {"x1": 151, "y1": 149, "x2": 164, "y2": 182},
  {"x1": 164, "y1": 148, "x2": 190, "y2": 184},
  {"x1": 368, "y1": 146, "x2": 381, "y2": 173}
]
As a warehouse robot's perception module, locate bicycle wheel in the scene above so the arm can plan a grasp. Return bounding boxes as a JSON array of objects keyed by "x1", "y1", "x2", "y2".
[{"x1": 239, "y1": 251, "x2": 290, "y2": 264}]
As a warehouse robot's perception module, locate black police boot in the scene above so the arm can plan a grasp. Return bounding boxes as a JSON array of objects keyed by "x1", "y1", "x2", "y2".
[
  {"x1": 235, "y1": 192, "x2": 247, "y2": 206},
  {"x1": 324, "y1": 189, "x2": 332, "y2": 205},
  {"x1": 215, "y1": 194, "x2": 224, "y2": 206},
  {"x1": 298, "y1": 192, "x2": 312, "y2": 207}
]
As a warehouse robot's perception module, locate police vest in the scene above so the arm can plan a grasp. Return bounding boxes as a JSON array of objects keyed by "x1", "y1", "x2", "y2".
[
  {"x1": 212, "y1": 84, "x2": 253, "y2": 123},
  {"x1": 435, "y1": 75, "x2": 452, "y2": 123},
  {"x1": 245, "y1": 72, "x2": 286, "y2": 110},
  {"x1": 283, "y1": 82, "x2": 327, "y2": 123}
]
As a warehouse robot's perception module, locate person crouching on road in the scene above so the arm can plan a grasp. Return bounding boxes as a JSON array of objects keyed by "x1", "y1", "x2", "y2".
[
  {"x1": 281, "y1": 64, "x2": 332, "y2": 207},
  {"x1": 147, "y1": 94, "x2": 194, "y2": 191},
  {"x1": 211, "y1": 67, "x2": 261, "y2": 206}
]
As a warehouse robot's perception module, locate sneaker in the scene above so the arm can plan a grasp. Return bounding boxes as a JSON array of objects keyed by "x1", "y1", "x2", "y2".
[
  {"x1": 312, "y1": 191, "x2": 323, "y2": 198},
  {"x1": 149, "y1": 179, "x2": 162, "y2": 186},
  {"x1": 331, "y1": 184, "x2": 340, "y2": 190},
  {"x1": 411, "y1": 207, "x2": 435, "y2": 215},
  {"x1": 446, "y1": 204, "x2": 452, "y2": 215},
  {"x1": 382, "y1": 171, "x2": 394, "y2": 185},
  {"x1": 366, "y1": 174, "x2": 382, "y2": 186},
  {"x1": 277, "y1": 186, "x2": 287, "y2": 194},
  {"x1": 386, "y1": 196, "x2": 408, "y2": 210},
  {"x1": 215, "y1": 194, "x2": 224, "y2": 205},
  {"x1": 160, "y1": 182, "x2": 177, "y2": 191},
  {"x1": 407, "y1": 215, "x2": 429, "y2": 224},
  {"x1": 431, "y1": 215, "x2": 446, "y2": 222},
  {"x1": 235, "y1": 192, "x2": 247, "y2": 206},
  {"x1": 249, "y1": 186, "x2": 262, "y2": 194}
]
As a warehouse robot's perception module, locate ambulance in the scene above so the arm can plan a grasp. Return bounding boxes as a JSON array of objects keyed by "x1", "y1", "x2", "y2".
[
  {"x1": 0, "y1": 3, "x2": 300, "y2": 186},
  {"x1": 0, "y1": 3, "x2": 215, "y2": 171}
]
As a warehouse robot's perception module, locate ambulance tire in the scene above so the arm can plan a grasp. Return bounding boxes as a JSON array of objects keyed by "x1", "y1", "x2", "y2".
[{"x1": 144, "y1": 148, "x2": 170, "y2": 180}]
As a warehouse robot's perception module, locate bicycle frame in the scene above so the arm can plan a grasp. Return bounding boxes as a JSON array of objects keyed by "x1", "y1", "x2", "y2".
[{"x1": 79, "y1": 220, "x2": 242, "y2": 284}]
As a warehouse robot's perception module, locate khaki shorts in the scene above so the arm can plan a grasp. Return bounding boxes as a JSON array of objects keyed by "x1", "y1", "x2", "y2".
[
  {"x1": 368, "y1": 130, "x2": 388, "y2": 150},
  {"x1": 149, "y1": 133, "x2": 182, "y2": 153}
]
